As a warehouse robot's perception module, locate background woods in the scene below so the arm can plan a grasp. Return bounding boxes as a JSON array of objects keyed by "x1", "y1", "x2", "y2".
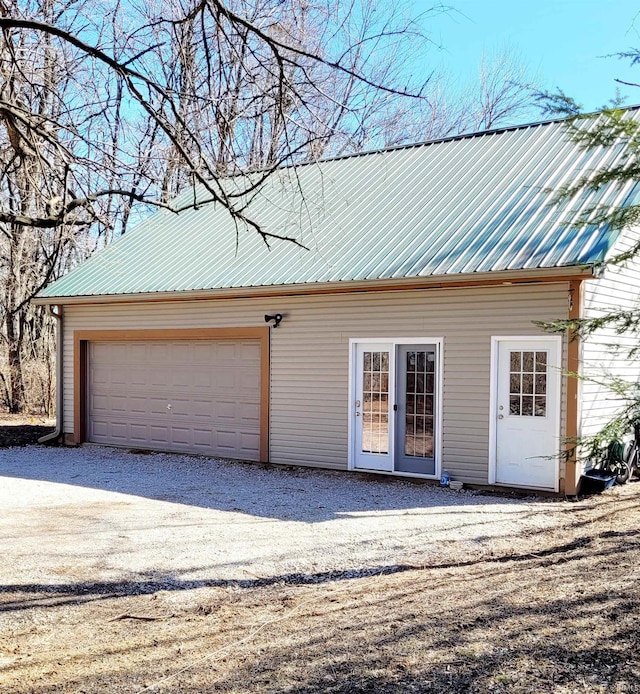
[{"x1": 0, "y1": 0, "x2": 540, "y2": 414}]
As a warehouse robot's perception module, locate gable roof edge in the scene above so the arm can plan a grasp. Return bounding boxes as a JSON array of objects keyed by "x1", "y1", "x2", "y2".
[{"x1": 32, "y1": 265, "x2": 596, "y2": 306}]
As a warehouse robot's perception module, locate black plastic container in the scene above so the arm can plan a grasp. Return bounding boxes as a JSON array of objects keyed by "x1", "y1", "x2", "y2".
[{"x1": 579, "y1": 469, "x2": 617, "y2": 495}]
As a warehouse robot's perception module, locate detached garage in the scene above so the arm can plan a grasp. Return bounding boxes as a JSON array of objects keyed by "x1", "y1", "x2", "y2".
[
  {"x1": 34, "y1": 112, "x2": 640, "y2": 495},
  {"x1": 75, "y1": 329, "x2": 269, "y2": 462}
]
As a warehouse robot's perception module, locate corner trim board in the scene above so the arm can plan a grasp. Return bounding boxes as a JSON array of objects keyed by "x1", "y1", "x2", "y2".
[
  {"x1": 73, "y1": 327, "x2": 270, "y2": 462},
  {"x1": 563, "y1": 279, "x2": 583, "y2": 495}
]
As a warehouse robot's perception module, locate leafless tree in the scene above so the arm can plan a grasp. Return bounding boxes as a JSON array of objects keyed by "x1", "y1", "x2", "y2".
[
  {"x1": 469, "y1": 45, "x2": 541, "y2": 131},
  {"x1": 0, "y1": 2, "x2": 542, "y2": 412},
  {"x1": 0, "y1": 0, "x2": 443, "y2": 411},
  {"x1": 3, "y1": 0, "x2": 447, "y2": 233},
  {"x1": 383, "y1": 44, "x2": 541, "y2": 145}
]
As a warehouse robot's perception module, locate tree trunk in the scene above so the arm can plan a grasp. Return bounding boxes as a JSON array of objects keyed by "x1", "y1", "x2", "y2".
[{"x1": 6, "y1": 313, "x2": 25, "y2": 413}]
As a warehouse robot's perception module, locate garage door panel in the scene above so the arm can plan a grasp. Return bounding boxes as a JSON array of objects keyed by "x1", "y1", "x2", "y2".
[
  {"x1": 167, "y1": 343, "x2": 189, "y2": 361},
  {"x1": 111, "y1": 395, "x2": 129, "y2": 412},
  {"x1": 193, "y1": 428, "x2": 213, "y2": 446},
  {"x1": 240, "y1": 402, "x2": 260, "y2": 422},
  {"x1": 170, "y1": 398, "x2": 192, "y2": 417},
  {"x1": 192, "y1": 343, "x2": 215, "y2": 362},
  {"x1": 129, "y1": 423, "x2": 149, "y2": 442},
  {"x1": 129, "y1": 344, "x2": 148, "y2": 361},
  {"x1": 88, "y1": 339, "x2": 261, "y2": 461},
  {"x1": 241, "y1": 432, "x2": 260, "y2": 452},
  {"x1": 192, "y1": 400, "x2": 213, "y2": 418},
  {"x1": 216, "y1": 342, "x2": 239, "y2": 361},
  {"x1": 171, "y1": 427, "x2": 191, "y2": 445},
  {"x1": 239, "y1": 343, "x2": 260, "y2": 359},
  {"x1": 214, "y1": 370, "x2": 238, "y2": 391},
  {"x1": 149, "y1": 425, "x2": 170, "y2": 444},
  {"x1": 92, "y1": 343, "x2": 122, "y2": 361},
  {"x1": 171, "y1": 367, "x2": 194, "y2": 388},
  {"x1": 146, "y1": 398, "x2": 169, "y2": 415},
  {"x1": 148, "y1": 343, "x2": 168, "y2": 360},
  {"x1": 110, "y1": 422, "x2": 129, "y2": 440},
  {"x1": 92, "y1": 367, "x2": 111, "y2": 386},
  {"x1": 193, "y1": 372, "x2": 213, "y2": 389},
  {"x1": 131, "y1": 371, "x2": 147, "y2": 386},
  {"x1": 91, "y1": 393, "x2": 109, "y2": 411},
  {"x1": 148, "y1": 369, "x2": 169, "y2": 388},
  {"x1": 217, "y1": 400, "x2": 237, "y2": 419},
  {"x1": 129, "y1": 396, "x2": 148, "y2": 413},
  {"x1": 240, "y1": 372, "x2": 260, "y2": 391},
  {"x1": 92, "y1": 420, "x2": 109, "y2": 437},
  {"x1": 216, "y1": 430, "x2": 239, "y2": 451}
]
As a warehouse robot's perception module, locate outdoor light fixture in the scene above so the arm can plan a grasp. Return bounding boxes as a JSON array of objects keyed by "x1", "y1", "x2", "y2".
[{"x1": 265, "y1": 313, "x2": 283, "y2": 328}]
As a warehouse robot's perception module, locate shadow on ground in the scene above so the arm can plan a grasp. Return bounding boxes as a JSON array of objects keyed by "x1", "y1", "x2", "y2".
[
  {"x1": 0, "y1": 439, "x2": 571, "y2": 523},
  {"x1": 3, "y1": 520, "x2": 639, "y2": 693},
  {"x1": 2, "y1": 531, "x2": 635, "y2": 614}
]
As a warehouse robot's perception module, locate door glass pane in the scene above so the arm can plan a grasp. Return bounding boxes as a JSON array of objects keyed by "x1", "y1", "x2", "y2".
[
  {"x1": 362, "y1": 351, "x2": 389, "y2": 453},
  {"x1": 533, "y1": 352, "x2": 547, "y2": 417},
  {"x1": 509, "y1": 350, "x2": 547, "y2": 417},
  {"x1": 426, "y1": 352, "x2": 435, "y2": 372},
  {"x1": 425, "y1": 373, "x2": 434, "y2": 394},
  {"x1": 535, "y1": 351, "x2": 547, "y2": 368},
  {"x1": 404, "y1": 349, "x2": 435, "y2": 458},
  {"x1": 406, "y1": 372, "x2": 414, "y2": 392}
]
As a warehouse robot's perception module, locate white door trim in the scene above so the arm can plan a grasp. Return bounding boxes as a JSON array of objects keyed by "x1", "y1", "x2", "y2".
[
  {"x1": 488, "y1": 335, "x2": 562, "y2": 491},
  {"x1": 348, "y1": 337, "x2": 444, "y2": 479}
]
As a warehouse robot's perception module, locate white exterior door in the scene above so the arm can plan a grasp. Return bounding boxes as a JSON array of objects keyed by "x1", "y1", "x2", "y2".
[
  {"x1": 353, "y1": 343, "x2": 393, "y2": 471},
  {"x1": 493, "y1": 338, "x2": 561, "y2": 490}
]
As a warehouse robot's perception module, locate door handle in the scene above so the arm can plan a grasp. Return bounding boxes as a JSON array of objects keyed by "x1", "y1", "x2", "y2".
[{"x1": 498, "y1": 414, "x2": 504, "y2": 420}]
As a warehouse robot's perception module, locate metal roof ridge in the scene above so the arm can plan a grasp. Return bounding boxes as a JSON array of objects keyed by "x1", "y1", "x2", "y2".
[{"x1": 218, "y1": 104, "x2": 640, "y2": 176}]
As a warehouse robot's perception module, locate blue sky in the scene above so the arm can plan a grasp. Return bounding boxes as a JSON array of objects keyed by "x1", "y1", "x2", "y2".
[{"x1": 415, "y1": 0, "x2": 640, "y2": 112}]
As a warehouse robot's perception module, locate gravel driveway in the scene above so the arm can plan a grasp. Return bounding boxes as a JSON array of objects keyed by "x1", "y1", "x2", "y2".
[{"x1": 0, "y1": 445, "x2": 564, "y2": 591}]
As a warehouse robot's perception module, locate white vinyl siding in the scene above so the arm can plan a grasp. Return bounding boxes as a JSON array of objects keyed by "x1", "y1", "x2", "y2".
[
  {"x1": 62, "y1": 283, "x2": 569, "y2": 485},
  {"x1": 581, "y1": 227, "x2": 640, "y2": 451}
]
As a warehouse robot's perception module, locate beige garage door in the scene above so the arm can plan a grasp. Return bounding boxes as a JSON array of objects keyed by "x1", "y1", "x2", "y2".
[{"x1": 88, "y1": 340, "x2": 261, "y2": 460}]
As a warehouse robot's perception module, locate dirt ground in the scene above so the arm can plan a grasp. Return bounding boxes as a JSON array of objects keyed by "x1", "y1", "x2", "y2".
[
  {"x1": 0, "y1": 414, "x2": 55, "y2": 447},
  {"x1": 1, "y1": 427, "x2": 639, "y2": 693}
]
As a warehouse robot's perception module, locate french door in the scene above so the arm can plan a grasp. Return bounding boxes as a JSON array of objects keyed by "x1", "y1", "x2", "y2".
[{"x1": 352, "y1": 341, "x2": 440, "y2": 476}]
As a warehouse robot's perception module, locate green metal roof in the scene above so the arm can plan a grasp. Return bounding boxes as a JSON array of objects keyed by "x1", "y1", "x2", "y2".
[{"x1": 39, "y1": 111, "x2": 640, "y2": 300}]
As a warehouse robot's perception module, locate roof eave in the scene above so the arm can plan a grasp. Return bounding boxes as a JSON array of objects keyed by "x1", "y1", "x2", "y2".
[{"x1": 32, "y1": 265, "x2": 597, "y2": 306}]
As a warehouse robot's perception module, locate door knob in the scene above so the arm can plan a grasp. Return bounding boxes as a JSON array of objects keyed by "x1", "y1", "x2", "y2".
[{"x1": 498, "y1": 414, "x2": 504, "y2": 419}]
